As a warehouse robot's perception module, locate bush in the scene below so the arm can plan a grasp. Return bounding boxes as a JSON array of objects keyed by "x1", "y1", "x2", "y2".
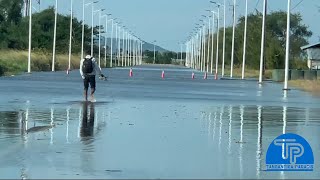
[
  {"x1": 0, "y1": 64, "x2": 5, "y2": 76},
  {"x1": 292, "y1": 59, "x2": 308, "y2": 70}
]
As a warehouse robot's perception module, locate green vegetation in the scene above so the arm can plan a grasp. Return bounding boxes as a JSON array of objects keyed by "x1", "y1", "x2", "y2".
[
  {"x1": 143, "y1": 50, "x2": 179, "y2": 64},
  {"x1": 0, "y1": 50, "x2": 81, "y2": 76},
  {"x1": 0, "y1": 0, "x2": 100, "y2": 76},
  {"x1": 0, "y1": 0, "x2": 97, "y2": 52}
]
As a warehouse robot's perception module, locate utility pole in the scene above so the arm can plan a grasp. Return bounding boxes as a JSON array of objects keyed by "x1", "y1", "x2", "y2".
[
  {"x1": 222, "y1": 0, "x2": 226, "y2": 77},
  {"x1": 68, "y1": 0, "x2": 73, "y2": 71},
  {"x1": 263, "y1": 0, "x2": 267, "y2": 77},
  {"x1": 27, "y1": 0, "x2": 32, "y2": 73},
  {"x1": 284, "y1": 0, "x2": 291, "y2": 91},
  {"x1": 153, "y1": 40, "x2": 156, "y2": 64},
  {"x1": 230, "y1": 0, "x2": 236, "y2": 78},
  {"x1": 241, "y1": 0, "x2": 248, "y2": 79},
  {"x1": 259, "y1": 0, "x2": 267, "y2": 84},
  {"x1": 52, "y1": 0, "x2": 58, "y2": 72},
  {"x1": 110, "y1": 19, "x2": 114, "y2": 67}
]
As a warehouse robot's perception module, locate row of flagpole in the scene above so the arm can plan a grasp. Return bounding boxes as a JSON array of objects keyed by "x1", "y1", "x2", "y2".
[
  {"x1": 26, "y1": 0, "x2": 144, "y2": 74},
  {"x1": 184, "y1": 0, "x2": 292, "y2": 90}
]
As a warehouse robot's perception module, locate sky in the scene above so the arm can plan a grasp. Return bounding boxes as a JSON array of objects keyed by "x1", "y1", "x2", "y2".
[{"x1": 36, "y1": 0, "x2": 320, "y2": 52}]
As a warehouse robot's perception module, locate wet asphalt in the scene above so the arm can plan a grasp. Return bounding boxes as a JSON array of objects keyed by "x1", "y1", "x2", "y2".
[{"x1": 0, "y1": 64, "x2": 319, "y2": 179}]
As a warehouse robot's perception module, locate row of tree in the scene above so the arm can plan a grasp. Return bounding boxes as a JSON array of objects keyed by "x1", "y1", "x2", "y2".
[
  {"x1": 143, "y1": 50, "x2": 186, "y2": 64},
  {"x1": 0, "y1": 0, "x2": 98, "y2": 54}
]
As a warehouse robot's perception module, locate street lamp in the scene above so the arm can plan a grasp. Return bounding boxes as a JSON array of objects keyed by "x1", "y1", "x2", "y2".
[
  {"x1": 90, "y1": 2, "x2": 100, "y2": 57},
  {"x1": 52, "y1": 0, "x2": 58, "y2": 72},
  {"x1": 207, "y1": 10, "x2": 216, "y2": 76},
  {"x1": 210, "y1": 2, "x2": 221, "y2": 80},
  {"x1": 93, "y1": 8, "x2": 105, "y2": 68},
  {"x1": 230, "y1": 0, "x2": 236, "y2": 78},
  {"x1": 284, "y1": 0, "x2": 291, "y2": 91},
  {"x1": 82, "y1": 0, "x2": 98, "y2": 60},
  {"x1": 242, "y1": 0, "x2": 248, "y2": 79},
  {"x1": 210, "y1": 1, "x2": 225, "y2": 78},
  {"x1": 129, "y1": 33, "x2": 132, "y2": 66},
  {"x1": 195, "y1": 24, "x2": 202, "y2": 70},
  {"x1": 110, "y1": 18, "x2": 115, "y2": 67},
  {"x1": 153, "y1": 40, "x2": 156, "y2": 64},
  {"x1": 121, "y1": 26, "x2": 126, "y2": 67},
  {"x1": 125, "y1": 31, "x2": 129, "y2": 66},
  {"x1": 259, "y1": 0, "x2": 267, "y2": 84},
  {"x1": 199, "y1": 19, "x2": 206, "y2": 72},
  {"x1": 117, "y1": 24, "x2": 121, "y2": 66},
  {"x1": 141, "y1": 41, "x2": 144, "y2": 65},
  {"x1": 101, "y1": 13, "x2": 111, "y2": 68},
  {"x1": 201, "y1": 15, "x2": 209, "y2": 72},
  {"x1": 67, "y1": 0, "x2": 73, "y2": 71},
  {"x1": 133, "y1": 36, "x2": 136, "y2": 66},
  {"x1": 195, "y1": 24, "x2": 201, "y2": 71},
  {"x1": 202, "y1": 14, "x2": 211, "y2": 73},
  {"x1": 27, "y1": 0, "x2": 32, "y2": 73},
  {"x1": 180, "y1": 43, "x2": 183, "y2": 66}
]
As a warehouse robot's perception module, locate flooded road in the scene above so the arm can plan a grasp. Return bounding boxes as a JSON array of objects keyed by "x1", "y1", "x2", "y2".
[{"x1": 0, "y1": 65, "x2": 319, "y2": 179}]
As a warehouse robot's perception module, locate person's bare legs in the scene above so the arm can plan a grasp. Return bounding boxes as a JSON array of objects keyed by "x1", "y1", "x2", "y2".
[
  {"x1": 84, "y1": 89, "x2": 88, "y2": 101},
  {"x1": 90, "y1": 88, "x2": 95, "y2": 101}
]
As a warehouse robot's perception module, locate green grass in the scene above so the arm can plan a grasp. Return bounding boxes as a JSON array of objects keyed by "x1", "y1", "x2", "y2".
[
  {"x1": 195, "y1": 65, "x2": 272, "y2": 79},
  {"x1": 223, "y1": 67, "x2": 272, "y2": 79},
  {"x1": 0, "y1": 50, "x2": 81, "y2": 76}
]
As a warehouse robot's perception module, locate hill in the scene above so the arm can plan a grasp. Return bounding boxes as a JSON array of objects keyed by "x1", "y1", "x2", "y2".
[{"x1": 94, "y1": 36, "x2": 169, "y2": 53}]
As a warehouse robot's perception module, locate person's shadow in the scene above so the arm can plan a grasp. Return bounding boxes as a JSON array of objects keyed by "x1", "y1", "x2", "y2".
[{"x1": 80, "y1": 102, "x2": 95, "y2": 138}]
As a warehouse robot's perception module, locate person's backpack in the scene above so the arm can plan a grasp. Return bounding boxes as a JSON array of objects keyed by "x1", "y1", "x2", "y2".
[{"x1": 82, "y1": 57, "x2": 94, "y2": 74}]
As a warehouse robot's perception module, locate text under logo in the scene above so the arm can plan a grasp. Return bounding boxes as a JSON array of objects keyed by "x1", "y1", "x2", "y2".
[{"x1": 266, "y1": 133, "x2": 314, "y2": 171}]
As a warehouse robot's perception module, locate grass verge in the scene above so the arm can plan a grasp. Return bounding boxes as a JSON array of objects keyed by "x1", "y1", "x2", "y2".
[
  {"x1": 0, "y1": 50, "x2": 81, "y2": 76},
  {"x1": 289, "y1": 80, "x2": 320, "y2": 96}
]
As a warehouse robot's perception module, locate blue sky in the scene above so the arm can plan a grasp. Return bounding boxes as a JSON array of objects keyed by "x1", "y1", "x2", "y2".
[{"x1": 37, "y1": 0, "x2": 319, "y2": 52}]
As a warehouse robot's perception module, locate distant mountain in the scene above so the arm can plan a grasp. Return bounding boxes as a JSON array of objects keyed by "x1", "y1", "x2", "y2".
[{"x1": 93, "y1": 36, "x2": 168, "y2": 53}]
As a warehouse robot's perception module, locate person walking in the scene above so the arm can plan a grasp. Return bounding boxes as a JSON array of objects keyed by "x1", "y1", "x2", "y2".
[{"x1": 80, "y1": 51, "x2": 105, "y2": 102}]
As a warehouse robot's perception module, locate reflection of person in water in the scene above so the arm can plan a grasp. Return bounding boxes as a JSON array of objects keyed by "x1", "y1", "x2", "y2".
[{"x1": 80, "y1": 102, "x2": 95, "y2": 138}]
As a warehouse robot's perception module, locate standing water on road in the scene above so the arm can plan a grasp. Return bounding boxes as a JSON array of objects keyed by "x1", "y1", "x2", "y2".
[{"x1": 0, "y1": 65, "x2": 319, "y2": 179}]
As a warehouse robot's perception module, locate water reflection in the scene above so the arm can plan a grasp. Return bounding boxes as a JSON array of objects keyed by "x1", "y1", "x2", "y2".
[
  {"x1": 228, "y1": 105, "x2": 233, "y2": 154},
  {"x1": 212, "y1": 111, "x2": 217, "y2": 142},
  {"x1": 218, "y1": 106, "x2": 224, "y2": 152},
  {"x1": 0, "y1": 101, "x2": 105, "y2": 145},
  {"x1": 256, "y1": 105, "x2": 262, "y2": 178},
  {"x1": 80, "y1": 102, "x2": 95, "y2": 139},
  {"x1": 239, "y1": 105, "x2": 244, "y2": 178},
  {"x1": 281, "y1": 105, "x2": 287, "y2": 179},
  {"x1": 50, "y1": 106, "x2": 54, "y2": 144},
  {"x1": 66, "y1": 107, "x2": 70, "y2": 143},
  {"x1": 201, "y1": 103, "x2": 320, "y2": 178}
]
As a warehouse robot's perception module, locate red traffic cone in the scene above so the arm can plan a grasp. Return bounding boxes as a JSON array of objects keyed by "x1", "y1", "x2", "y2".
[
  {"x1": 203, "y1": 72, "x2": 207, "y2": 80},
  {"x1": 161, "y1": 70, "x2": 165, "y2": 79},
  {"x1": 129, "y1": 68, "x2": 133, "y2": 77},
  {"x1": 192, "y1": 72, "x2": 195, "y2": 79}
]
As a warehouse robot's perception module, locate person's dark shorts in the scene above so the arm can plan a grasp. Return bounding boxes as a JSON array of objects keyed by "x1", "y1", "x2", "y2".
[{"x1": 83, "y1": 75, "x2": 96, "y2": 90}]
